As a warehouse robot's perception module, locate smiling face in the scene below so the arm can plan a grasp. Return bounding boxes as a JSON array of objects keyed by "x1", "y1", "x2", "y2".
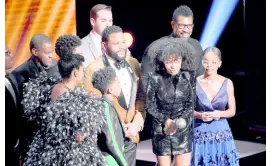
[
  {"x1": 102, "y1": 32, "x2": 127, "y2": 62},
  {"x1": 171, "y1": 16, "x2": 194, "y2": 41}
]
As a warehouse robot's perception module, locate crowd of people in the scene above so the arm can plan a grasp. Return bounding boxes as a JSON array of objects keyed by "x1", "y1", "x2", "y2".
[{"x1": 5, "y1": 4, "x2": 239, "y2": 166}]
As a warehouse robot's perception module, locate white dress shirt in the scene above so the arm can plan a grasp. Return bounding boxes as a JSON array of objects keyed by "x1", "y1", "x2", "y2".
[
  {"x1": 106, "y1": 56, "x2": 132, "y2": 107},
  {"x1": 90, "y1": 31, "x2": 102, "y2": 55}
]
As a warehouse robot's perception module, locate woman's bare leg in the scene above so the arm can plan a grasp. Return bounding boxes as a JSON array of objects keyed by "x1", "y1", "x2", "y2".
[
  {"x1": 157, "y1": 156, "x2": 172, "y2": 166},
  {"x1": 174, "y1": 152, "x2": 191, "y2": 166}
]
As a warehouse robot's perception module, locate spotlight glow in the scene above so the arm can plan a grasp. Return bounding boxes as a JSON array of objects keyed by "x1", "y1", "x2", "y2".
[
  {"x1": 200, "y1": 0, "x2": 239, "y2": 50},
  {"x1": 124, "y1": 32, "x2": 134, "y2": 48}
]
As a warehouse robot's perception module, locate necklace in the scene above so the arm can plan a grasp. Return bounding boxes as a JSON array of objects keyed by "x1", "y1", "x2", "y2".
[{"x1": 62, "y1": 82, "x2": 71, "y2": 91}]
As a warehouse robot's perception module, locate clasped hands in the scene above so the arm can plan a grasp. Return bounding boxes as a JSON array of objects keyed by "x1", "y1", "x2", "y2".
[{"x1": 200, "y1": 110, "x2": 221, "y2": 122}]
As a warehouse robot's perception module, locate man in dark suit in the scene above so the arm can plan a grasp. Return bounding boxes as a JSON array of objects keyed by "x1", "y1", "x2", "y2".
[
  {"x1": 12, "y1": 34, "x2": 60, "y2": 90},
  {"x1": 141, "y1": 5, "x2": 204, "y2": 89},
  {"x1": 11, "y1": 34, "x2": 60, "y2": 160},
  {"x1": 5, "y1": 45, "x2": 21, "y2": 166}
]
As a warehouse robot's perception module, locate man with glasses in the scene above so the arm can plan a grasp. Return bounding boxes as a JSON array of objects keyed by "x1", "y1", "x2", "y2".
[{"x1": 141, "y1": 5, "x2": 204, "y2": 89}]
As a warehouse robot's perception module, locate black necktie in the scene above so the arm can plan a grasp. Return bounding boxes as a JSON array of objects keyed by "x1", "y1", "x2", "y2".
[{"x1": 114, "y1": 61, "x2": 126, "y2": 70}]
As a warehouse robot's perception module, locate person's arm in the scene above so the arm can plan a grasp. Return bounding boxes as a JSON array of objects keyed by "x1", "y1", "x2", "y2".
[
  {"x1": 102, "y1": 101, "x2": 128, "y2": 166},
  {"x1": 145, "y1": 74, "x2": 169, "y2": 124},
  {"x1": 196, "y1": 42, "x2": 204, "y2": 76},
  {"x1": 212, "y1": 79, "x2": 236, "y2": 119},
  {"x1": 132, "y1": 60, "x2": 146, "y2": 130},
  {"x1": 183, "y1": 71, "x2": 196, "y2": 118},
  {"x1": 140, "y1": 49, "x2": 155, "y2": 91}
]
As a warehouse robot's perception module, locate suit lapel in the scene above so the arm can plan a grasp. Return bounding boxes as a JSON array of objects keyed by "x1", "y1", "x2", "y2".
[
  {"x1": 123, "y1": 61, "x2": 137, "y2": 111},
  {"x1": 87, "y1": 34, "x2": 101, "y2": 60}
]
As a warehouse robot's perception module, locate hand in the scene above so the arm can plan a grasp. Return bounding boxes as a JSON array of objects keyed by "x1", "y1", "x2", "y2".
[
  {"x1": 124, "y1": 123, "x2": 139, "y2": 139},
  {"x1": 164, "y1": 119, "x2": 176, "y2": 135},
  {"x1": 209, "y1": 111, "x2": 221, "y2": 120},
  {"x1": 201, "y1": 112, "x2": 213, "y2": 122}
]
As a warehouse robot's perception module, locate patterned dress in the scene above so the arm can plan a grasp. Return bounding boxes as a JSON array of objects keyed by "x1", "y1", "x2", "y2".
[{"x1": 192, "y1": 79, "x2": 239, "y2": 166}]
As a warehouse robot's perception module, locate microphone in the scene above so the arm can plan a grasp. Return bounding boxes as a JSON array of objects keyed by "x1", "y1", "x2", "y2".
[
  {"x1": 173, "y1": 71, "x2": 194, "y2": 129},
  {"x1": 174, "y1": 117, "x2": 187, "y2": 129},
  {"x1": 183, "y1": 71, "x2": 191, "y2": 81}
]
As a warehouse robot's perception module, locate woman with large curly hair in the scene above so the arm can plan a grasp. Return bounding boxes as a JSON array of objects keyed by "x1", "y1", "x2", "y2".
[{"x1": 145, "y1": 38, "x2": 196, "y2": 166}]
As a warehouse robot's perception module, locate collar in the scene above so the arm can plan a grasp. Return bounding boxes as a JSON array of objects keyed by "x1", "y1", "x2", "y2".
[{"x1": 90, "y1": 30, "x2": 102, "y2": 42}]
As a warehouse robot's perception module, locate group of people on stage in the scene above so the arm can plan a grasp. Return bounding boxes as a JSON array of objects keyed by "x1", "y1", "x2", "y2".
[{"x1": 5, "y1": 4, "x2": 239, "y2": 166}]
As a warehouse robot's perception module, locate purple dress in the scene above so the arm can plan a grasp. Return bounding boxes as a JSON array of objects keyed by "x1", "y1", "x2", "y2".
[{"x1": 192, "y1": 79, "x2": 239, "y2": 166}]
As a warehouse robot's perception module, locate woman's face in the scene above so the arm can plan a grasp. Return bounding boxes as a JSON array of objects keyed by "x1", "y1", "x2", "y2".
[
  {"x1": 163, "y1": 55, "x2": 182, "y2": 75},
  {"x1": 202, "y1": 51, "x2": 222, "y2": 76}
]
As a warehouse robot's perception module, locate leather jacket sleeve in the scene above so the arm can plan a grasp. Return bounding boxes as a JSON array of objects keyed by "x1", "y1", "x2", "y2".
[
  {"x1": 183, "y1": 71, "x2": 197, "y2": 118},
  {"x1": 145, "y1": 74, "x2": 169, "y2": 124}
]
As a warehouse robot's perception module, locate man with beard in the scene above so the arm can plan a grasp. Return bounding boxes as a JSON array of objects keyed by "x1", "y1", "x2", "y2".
[
  {"x1": 83, "y1": 25, "x2": 145, "y2": 166},
  {"x1": 141, "y1": 5, "x2": 204, "y2": 89}
]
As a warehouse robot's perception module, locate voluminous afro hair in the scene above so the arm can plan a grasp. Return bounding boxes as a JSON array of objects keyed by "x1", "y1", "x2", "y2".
[
  {"x1": 92, "y1": 67, "x2": 117, "y2": 93},
  {"x1": 146, "y1": 37, "x2": 196, "y2": 72},
  {"x1": 55, "y1": 34, "x2": 82, "y2": 59}
]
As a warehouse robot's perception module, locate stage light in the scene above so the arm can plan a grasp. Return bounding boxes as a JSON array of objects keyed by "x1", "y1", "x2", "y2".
[
  {"x1": 200, "y1": 0, "x2": 239, "y2": 50},
  {"x1": 124, "y1": 32, "x2": 134, "y2": 48}
]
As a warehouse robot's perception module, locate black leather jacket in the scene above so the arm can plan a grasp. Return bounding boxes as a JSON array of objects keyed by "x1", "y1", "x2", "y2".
[{"x1": 145, "y1": 70, "x2": 196, "y2": 128}]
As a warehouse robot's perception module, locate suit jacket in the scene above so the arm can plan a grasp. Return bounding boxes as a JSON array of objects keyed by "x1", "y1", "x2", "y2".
[
  {"x1": 12, "y1": 56, "x2": 60, "y2": 96},
  {"x1": 141, "y1": 34, "x2": 204, "y2": 90},
  {"x1": 83, "y1": 55, "x2": 146, "y2": 143},
  {"x1": 81, "y1": 32, "x2": 102, "y2": 67},
  {"x1": 5, "y1": 72, "x2": 21, "y2": 165},
  {"x1": 98, "y1": 99, "x2": 127, "y2": 166}
]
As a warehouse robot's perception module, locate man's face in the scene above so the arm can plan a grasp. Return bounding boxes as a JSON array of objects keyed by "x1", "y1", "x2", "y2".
[
  {"x1": 91, "y1": 9, "x2": 113, "y2": 35},
  {"x1": 32, "y1": 42, "x2": 54, "y2": 67},
  {"x1": 103, "y1": 32, "x2": 127, "y2": 62},
  {"x1": 171, "y1": 16, "x2": 194, "y2": 40},
  {"x1": 5, "y1": 45, "x2": 14, "y2": 70}
]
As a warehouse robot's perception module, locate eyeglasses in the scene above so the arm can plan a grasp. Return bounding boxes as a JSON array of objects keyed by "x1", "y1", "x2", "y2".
[{"x1": 175, "y1": 23, "x2": 194, "y2": 29}]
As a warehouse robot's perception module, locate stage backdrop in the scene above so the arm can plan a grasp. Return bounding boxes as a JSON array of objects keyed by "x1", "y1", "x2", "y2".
[{"x1": 5, "y1": 0, "x2": 76, "y2": 71}]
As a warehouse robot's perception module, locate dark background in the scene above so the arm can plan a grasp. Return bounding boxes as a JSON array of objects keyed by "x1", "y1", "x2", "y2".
[{"x1": 76, "y1": 0, "x2": 266, "y2": 142}]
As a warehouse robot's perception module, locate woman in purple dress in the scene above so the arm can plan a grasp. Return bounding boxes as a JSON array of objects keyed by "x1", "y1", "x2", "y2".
[{"x1": 192, "y1": 47, "x2": 239, "y2": 165}]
